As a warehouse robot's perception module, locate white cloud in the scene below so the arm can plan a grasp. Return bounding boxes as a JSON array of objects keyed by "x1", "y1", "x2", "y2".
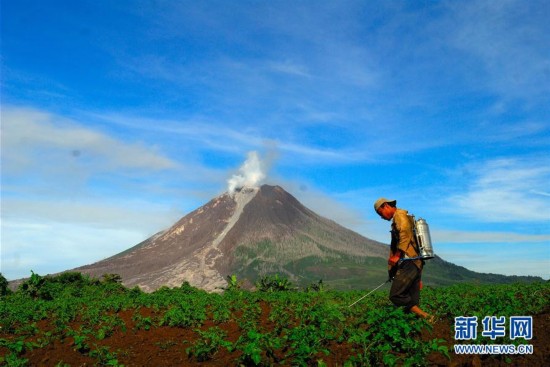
[
  {"x1": 1, "y1": 106, "x2": 178, "y2": 176},
  {"x1": 0, "y1": 187, "x2": 188, "y2": 279},
  {"x1": 267, "y1": 60, "x2": 311, "y2": 78},
  {"x1": 447, "y1": 157, "x2": 550, "y2": 222},
  {"x1": 531, "y1": 190, "x2": 550, "y2": 197},
  {"x1": 0, "y1": 196, "x2": 185, "y2": 280},
  {"x1": 1, "y1": 198, "x2": 181, "y2": 231},
  {"x1": 90, "y1": 112, "x2": 364, "y2": 164},
  {"x1": 89, "y1": 112, "x2": 265, "y2": 154},
  {"x1": 1, "y1": 220, "x2": 153, "y2": 280}
]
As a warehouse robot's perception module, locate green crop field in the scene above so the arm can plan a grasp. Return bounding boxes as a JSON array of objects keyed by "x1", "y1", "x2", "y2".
[{"x1": 1, "y1": 272, "x2": 548, "y2": 366}]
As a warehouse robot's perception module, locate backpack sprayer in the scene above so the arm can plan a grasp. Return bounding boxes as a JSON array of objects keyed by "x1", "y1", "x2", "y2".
[
  {"x1": 348, "y1": 215, "x2": 435, "y2": 307},
  {"x1": 400, "y1": 216, "x2": 435, "y2": 262}
]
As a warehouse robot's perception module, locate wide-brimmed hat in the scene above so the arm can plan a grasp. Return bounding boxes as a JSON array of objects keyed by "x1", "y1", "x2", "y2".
[{"x1": 373, "y1": 197, "x2": 396, "y2": 212}]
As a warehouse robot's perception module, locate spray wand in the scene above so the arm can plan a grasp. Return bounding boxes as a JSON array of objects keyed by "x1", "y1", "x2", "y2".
[{"x1": 348, "y1": 279, "x2": 390, "y2": 308}]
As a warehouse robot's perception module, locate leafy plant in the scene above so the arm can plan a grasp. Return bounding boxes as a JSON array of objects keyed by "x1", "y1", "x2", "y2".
[
  {"x1": 255, "y1": 274, "x2": 294, "y2": 292},
  {"x1": 51, "y1": 272, "x2": 87, "y2": 285},
  {"x1": 284, "y1": 324, "x2": 330, "y2": 366},
  {"x1": 95, "y1": 314, "x2": 126, "y2": 340},
  {"x1": 18, "y1": 271, "x2": 52, "y2": 300},
  {"x1": 0, "y1": 338, "x2": 26, "y2": 354},
  {"x1": 66, "y1": 327, "x2": 92, "y2": 353},
  {"x1": 0, "y1": 337, "x2": 39, "y2": 367},
  {"x1": 0, "y1": 273, "x2": 11, "y2": 297},
  {"x1": 132, "y1": 313, "x2": 153, "y2": 331},
  {"x1": 186, "y1": 327, "x2": 232, "y2": 362},
  {"x1": 211, "y1": 302, "x2": 232, "y2": 324},
  {"x1": 160, "y1": 302, "x2": 206, "y2": 328},
  {"x1": 224, "y1": 274, "x2": 243, "y2": 291},
  {"x1": 90, "y1": 345, "x2": 125, "y2": 366},
  {"x1": 0, "y1": 353, "x2": 29, "y2": 367},
  {"x1": 305, "y1": 279, "x2": 325, "y2": 292},
  {"x1": 234, "y1": 329, "x2": 282, "y2": 366}
]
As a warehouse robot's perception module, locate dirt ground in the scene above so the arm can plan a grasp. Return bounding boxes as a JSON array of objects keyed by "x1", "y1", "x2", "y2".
[{"x1": 6, "y1": 306, "x2": 549, "y2": 366}]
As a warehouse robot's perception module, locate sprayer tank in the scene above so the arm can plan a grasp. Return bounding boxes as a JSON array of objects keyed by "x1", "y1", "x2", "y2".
[{"x1": 415, "y1": 218, "x2": 434, "y2": 259}]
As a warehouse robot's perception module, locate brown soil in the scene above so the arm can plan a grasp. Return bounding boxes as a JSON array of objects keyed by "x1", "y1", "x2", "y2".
[{"x1": 3, "y1": 306, "x2": 548, "y2": 366}]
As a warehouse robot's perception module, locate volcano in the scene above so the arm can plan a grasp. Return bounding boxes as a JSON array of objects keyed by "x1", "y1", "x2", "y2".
[{"x1": 74, "y1": 185, "x2": 388, "y2": 291}]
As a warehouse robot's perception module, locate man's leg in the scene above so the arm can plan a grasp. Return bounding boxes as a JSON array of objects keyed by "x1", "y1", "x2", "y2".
[
  {"x1": 390, "y1": 263, "x2": 434, "y2": 321},
  {"x1": 389, "y1": 261, "x2": 418, "y2": 307},
  {"x1": 408, "y1": 275, "x2": 434, "y2": 321}
]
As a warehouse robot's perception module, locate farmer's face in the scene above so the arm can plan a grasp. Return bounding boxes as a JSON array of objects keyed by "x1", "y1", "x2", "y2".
[{"x1": 377, "y1": 204, "x2": 393, "y2": 221}]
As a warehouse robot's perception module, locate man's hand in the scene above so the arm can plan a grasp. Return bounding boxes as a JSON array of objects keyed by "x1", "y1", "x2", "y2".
[{"x1": 387, "y1": 252, "x2": 401, "y2": 267}]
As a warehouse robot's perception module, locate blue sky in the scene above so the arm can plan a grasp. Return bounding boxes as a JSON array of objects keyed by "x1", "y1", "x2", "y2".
[{"x1": 1, "y1": 0, "x2": 549, "y2": 281}]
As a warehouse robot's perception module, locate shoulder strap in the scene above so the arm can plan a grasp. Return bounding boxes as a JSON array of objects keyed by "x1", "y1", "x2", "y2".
[{"x1": 407, "y1": 214, "x2": 421, "y2": 254}]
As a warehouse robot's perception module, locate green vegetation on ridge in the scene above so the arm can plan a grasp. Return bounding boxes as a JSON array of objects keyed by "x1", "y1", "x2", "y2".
[{"x1": 232, "y1": 238, "x2": 542, "y2": 290}]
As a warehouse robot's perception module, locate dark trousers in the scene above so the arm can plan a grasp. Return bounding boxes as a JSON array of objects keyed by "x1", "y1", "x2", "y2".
[{"x1": 389, "y1": 261, "x2": 421, "y2": 310}]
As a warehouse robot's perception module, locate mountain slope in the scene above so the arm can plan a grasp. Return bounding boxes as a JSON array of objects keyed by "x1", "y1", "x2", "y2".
[{"x1": 216, "y1": 185, "x2": 387, "y2": 277}]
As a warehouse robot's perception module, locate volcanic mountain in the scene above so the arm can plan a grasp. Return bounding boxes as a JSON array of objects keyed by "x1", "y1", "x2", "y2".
[
  {"x1": 74, "y1": 185, "x2": 387, "y2": 291},
  {"x1": 73, "y1": 184, "x2": 541, "y2": 292}
]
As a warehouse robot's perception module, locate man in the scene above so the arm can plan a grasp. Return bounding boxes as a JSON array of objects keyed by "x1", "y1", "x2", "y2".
[{"x1": 374, "y1": 198, "x2": 433, "y2": 321}]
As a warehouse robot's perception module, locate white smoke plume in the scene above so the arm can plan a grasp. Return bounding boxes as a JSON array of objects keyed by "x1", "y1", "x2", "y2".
[{"x1": 227, "y1": 151, "x2": 266, "y2": 194}]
